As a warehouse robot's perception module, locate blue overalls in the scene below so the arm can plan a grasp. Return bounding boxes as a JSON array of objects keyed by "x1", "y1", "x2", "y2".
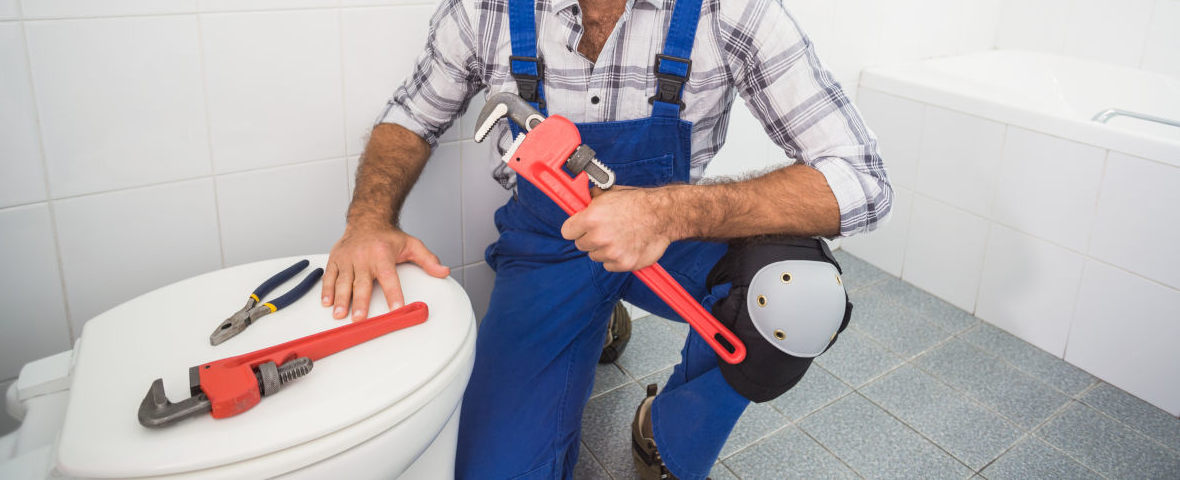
[{"x1": 455, "y1": 0, "x2": 750, "y2": 478}]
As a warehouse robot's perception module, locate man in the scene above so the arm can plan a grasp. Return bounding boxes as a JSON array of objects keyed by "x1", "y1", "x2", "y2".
[{"x1": 323, "y1": 0, "x2": 891, "y2": 478}]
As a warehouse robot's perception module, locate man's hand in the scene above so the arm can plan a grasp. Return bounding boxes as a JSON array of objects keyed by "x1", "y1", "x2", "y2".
[
  {"x1": 560, "y1": 186, "x2": 676, "y2": 272},
  {"x1": 322, "y1": 226, "x2": 450, "y2": 321}
]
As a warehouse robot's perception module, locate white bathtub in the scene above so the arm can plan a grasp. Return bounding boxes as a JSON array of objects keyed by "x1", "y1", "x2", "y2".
[
  {"x1": 860, "y1": 50, "x2": 1180, "y2": 165},
  {"x1": 843, "y1": 50, "x2": 1180, "y2": 415}
]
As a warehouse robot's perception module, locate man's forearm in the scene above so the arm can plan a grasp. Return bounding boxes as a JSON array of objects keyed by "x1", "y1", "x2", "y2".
[
  {"x1": 347, "y1": 123, "x2": 432, "y2": 231},
  {"x1": 657, "y1": 164, "x2": 841, "y2": 240}
]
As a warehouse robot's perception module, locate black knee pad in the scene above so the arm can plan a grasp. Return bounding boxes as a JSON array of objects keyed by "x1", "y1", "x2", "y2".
[{"x1": 707, "y1": 236, "x2": 852, "y2": 403}]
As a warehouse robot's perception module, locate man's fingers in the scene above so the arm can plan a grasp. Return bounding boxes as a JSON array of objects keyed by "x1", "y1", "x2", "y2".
[
  {"x1": 321, "y1": 261, "x2": 338, "y2": 306},
  {"x1": 402, "y1": 238, "x2": 451, "y2": 279},
  {"x1": 351, "y1": 272, "x2": 373, "y2": 322},
  {"x1": 561, "y1": 215, "x2": 587, "y2": 241},
  {"x1": 332, "y1": 268, "x2": 354, "y2": 320},
  {"x1": 376, "y1": 267, "x2": 405, "y2": 310}
]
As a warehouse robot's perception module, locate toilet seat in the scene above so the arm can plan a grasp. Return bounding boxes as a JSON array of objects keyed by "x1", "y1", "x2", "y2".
[{"x1": 53, "y1": 257, "x2": 476, "y2": 479}]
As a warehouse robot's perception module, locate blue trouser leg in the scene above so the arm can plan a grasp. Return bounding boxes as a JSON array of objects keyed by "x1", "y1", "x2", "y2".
[
  {"x1": 456, "y1": 214, "x2": 628, "y2": 479},
  {"x1": 622, "y1": 241, "x2": 750, "y2": 480},
  {"x1": 456, "y1": 203, "x2": 750, "y2": 479}
]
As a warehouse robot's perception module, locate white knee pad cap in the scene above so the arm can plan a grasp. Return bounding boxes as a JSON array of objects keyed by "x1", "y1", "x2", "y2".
[{"x1": 745, "y1": 260, "x2": 846, "y2": 358}]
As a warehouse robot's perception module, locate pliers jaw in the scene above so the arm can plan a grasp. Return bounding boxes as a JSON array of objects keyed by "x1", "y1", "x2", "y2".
[{"x1": 209, "y1": 299, "x2": 270, "y2": 346}]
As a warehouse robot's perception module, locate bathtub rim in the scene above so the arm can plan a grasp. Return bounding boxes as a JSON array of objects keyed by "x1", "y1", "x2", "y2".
[{"x1": 860, "y1": 51, "x2": 1180, "y2": 168}]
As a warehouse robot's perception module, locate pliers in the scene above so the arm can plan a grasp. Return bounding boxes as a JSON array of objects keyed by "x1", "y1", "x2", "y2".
[{"x1": 210, "y1": 259, "x2": 324, "y2": 345}]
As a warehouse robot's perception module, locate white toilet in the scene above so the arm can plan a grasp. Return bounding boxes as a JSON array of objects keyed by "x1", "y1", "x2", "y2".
[{"x1": 0, "y1": 256, "x2": 477, "y2": 479}]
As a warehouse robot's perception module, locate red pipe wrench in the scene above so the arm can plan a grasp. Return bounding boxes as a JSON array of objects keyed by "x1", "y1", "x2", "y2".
[
  {"x1": 475, "y1": 93, "x2": 746, "y2": 364},
  {"x1": 138, "y1": 302, "x2": 429, "y2": 428}
]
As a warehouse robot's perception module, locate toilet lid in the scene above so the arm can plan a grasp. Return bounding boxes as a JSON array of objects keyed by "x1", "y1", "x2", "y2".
[{"x1": 55, "y1": 255, "x2": 476, "y2": 478}]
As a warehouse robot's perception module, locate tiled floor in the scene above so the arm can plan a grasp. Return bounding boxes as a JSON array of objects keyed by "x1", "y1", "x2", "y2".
[{"x1": 575, "y1": 251, "x2": 1180, "y2": 479}]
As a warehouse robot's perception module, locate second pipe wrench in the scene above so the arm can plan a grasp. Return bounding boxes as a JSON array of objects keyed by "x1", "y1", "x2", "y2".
[
  {"x1": 211, "y1": 259, "x2": 324, "y2": 345},
  {"x1": 474, "y1": 93, "x2": 747, "y2": 364}
]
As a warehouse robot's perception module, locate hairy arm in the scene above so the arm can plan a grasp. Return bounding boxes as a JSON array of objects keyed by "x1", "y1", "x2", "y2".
[
  {"x1": 346, "y1": 123, "x2": 431, "y2": 231},
  {"x1": 322, "y1": 124, "x2": 450, "y2": 321},
  {"x1": 562, "y1": 164, "x2": 838, "y2": 272}
]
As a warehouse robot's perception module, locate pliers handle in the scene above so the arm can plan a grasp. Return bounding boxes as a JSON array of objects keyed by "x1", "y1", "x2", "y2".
[{"x1": 210, "y1": 260, "x2": 324, "y2": 345}]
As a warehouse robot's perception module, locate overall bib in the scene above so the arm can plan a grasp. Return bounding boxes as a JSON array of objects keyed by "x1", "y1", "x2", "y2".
[{"x1": 455, "y1": 0, "x2": 749, "y2": 478}]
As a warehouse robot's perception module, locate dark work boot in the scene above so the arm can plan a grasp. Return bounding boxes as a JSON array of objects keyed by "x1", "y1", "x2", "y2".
[{"x1": 598, "y1": 302, "x2": 631, "y2": 364}]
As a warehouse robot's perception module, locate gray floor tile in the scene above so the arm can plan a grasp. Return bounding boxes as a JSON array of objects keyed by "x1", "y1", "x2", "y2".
[
  {"x1": 815, "y1": 328, "x2": 904, "y2": 387},
  {"x1": 915, "y1": 338, "x2": 1069, "y2": 429},
  {"x1": 581, "y1": 382, "x2": 647, "y2": 479},
  {"x1": 768, "y1": 364, "x2": 853, "y2": 422},
  {"x1": 574, "y1": 442, "x2": 612, "y2": 480},
  {"x1": 724, "y1": 425, "x2": 859, "y2": 480},
  {"x1": 720, "y1": 402, "x2": 791, "y2": 459},
  {"x1": 593, "y1": 363, "x2": 634, "y2": 398},
  {"x1": 637, "y1": 367, "x2": 674, "y2": 391},
  {"x1": 873, "y1": 277, "x2": 977, "y2": 334},
  {"x1": 1080, "y1": 382, "x2": 1180, "y2": 452},
  {"x1": 709, "y1": 462, "x2": 740, "y2": 480},
  {"x1": 850, "y1": 288, "x2": 952, "y2": 358},
  {"x1": 799, "y1": 393, "x2": 972, "y2": 479},
  {"x1": 834, "y1": 249, "x2": 890, "y2": 293},
  {"x1": 980, "y1": 437, "x2": 1102, "y2": 480},
  {"x1": 616, "y1": 316, "x2": 686, "y2": 380},
  {"x1": 961, "y1": 323, "x2": 1095, "y2": 396},
  {"x1": 860, "y1": 365, "x2": 1023, "y2": 469},
  {"x1": 1038, "y1": 402, "x2": 1180, "y2": 479}
]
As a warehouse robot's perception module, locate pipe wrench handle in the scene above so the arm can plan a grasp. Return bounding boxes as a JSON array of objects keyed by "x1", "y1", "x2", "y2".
[{"x1": 634, "y1": 264, "x2": 747, "y2": 364}]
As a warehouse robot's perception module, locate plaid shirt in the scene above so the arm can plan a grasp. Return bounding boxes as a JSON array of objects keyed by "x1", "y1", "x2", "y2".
[{"x1": 379, "y1": 0, "x2": 892, "y2": 236}]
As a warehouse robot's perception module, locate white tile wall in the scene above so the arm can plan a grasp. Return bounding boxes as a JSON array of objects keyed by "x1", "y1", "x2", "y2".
[
  {"x1": 854, "y1": 88, "x2": 923, "y2": 189},
  {"x1": 341, "y1": 5, "x2": 433, "y2": 156},
  {"x1": 826, "y1": 0, "x2": 886, "y2": 84},
  {"x1": 216, "y1": 158, "x2": 349, "y2": 266},
  {"x1": 995, "y1": 0, "x2": 1071, "y2": 52},
  {"x1": 1142, "y1": 0, "x2": 1180, "y2": 77},
  {"x1": 902, "y1": 195, "x2": 990, "y2": 312},
  {"x1": 1063, "y1": 0, "x2": 1155, "y2": 67},
  {"x1": 399, "y1": 144, "x2": 463, "y2": 268},
  {"x1": 459, "y1": 261, "x2": 495, "y2": 321},
  {"x1": 25, "y1": 16, "x2": 211, "y2": 198},
  {"x1": 54, "y1": 179, "x2": 222, "y2": 333},
  {"x1": 1089, "y1": 152, "x2": 1180, "y2": 290},
  {"x1": 198, "y1": 0, "x2": 335, "y2": 13},
  {"x1": 20, "y1": 0, "x2": 195, "y2": 19},
  {"x1": 0, "y1": 0, "x2": 19, "y2": 19},
  {"x1": 1067, "y1": 261, "x2": 1180, "y2": 416},
  {"x1": 916, "y1": 107, "x2": 1006, "y2": 218},
  {"x1": 991, "y1": 127, "x2": 1105, "y2": 252},
  {"x1": 461, "y1": 141, "x2": 512, "y2": 265},
  {"x1": 202, "y1": 10, "x2": 345, "y2": 173},
  {"x1": 841, "y1": 187, "x2": 913, "y2": 277},
  {"x1": 975, "y1": 225, "x2": 1086, "y2": 357},
  {"x1": 781, "y1": 0, "x2": 834, "y2": 55},
  {"x1": 0, "y1": 23, "x2": 46, "y2": 208},
  {"x1": 0, "y1": 204, "x2": 71, "y2": 381}
]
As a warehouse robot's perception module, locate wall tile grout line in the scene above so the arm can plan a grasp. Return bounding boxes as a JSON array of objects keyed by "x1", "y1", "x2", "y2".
[
  {"x1": 11, "y1": 3, "x2": 441, "y2": 23},
  {"x1": 194, "y1": 12, "x2": 228, "y2": 269},
  {"x1": 19, "y1": 18, "x2": 76, "y2": 341},
  {"x1": 4, "y1": 155, "x2": 349, "y2": 208}
]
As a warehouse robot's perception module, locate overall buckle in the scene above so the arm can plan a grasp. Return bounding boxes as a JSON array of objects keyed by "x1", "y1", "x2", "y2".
[
  {"x1": 509, "y1": 55, "x2": 546, "y2": 108},
  {"x1": 648, "y1": 54, "x2": 691, "y2": 110}
]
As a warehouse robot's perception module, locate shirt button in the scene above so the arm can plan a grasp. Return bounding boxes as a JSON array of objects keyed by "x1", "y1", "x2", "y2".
[
  {"x1": 571, "y1": 6, "x2": 580, "y2": 15},
  {"x1": 590, "y1": 95, "x2": 600, "y2": 104}
]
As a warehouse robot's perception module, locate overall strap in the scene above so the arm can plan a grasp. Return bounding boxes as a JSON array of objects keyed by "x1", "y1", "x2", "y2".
[
  {"x1": 650, "y1": 0, "x2": 704, "y2": 118},
  {"x1": 508, "y1": 0, "x2": 548, "y2": 114}
]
